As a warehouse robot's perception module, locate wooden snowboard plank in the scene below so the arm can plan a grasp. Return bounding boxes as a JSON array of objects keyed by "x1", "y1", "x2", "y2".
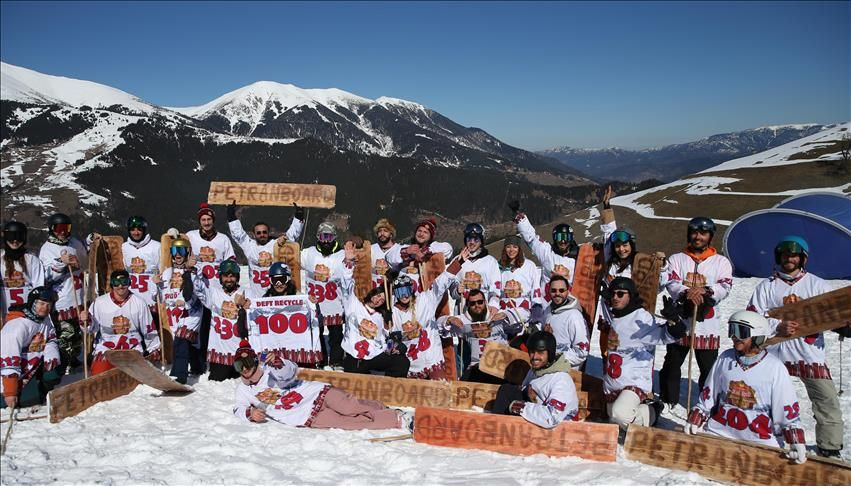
[
  {"x1": 631, "y1": 252, "x2": 663, "y2": 314},
  {"x1": 765, "y1": 286, "x2": 851, "y2": 346},
  {"x1": 47, "y1": 368, "x2": 139, "y2": 423},
  {"x1": 571, "y1": 243, "x2": 605, "y2": 337},
  {"x1": 419, "y1": 252, "x2": 456, "y2": 380},
  {"x1": 624, "y1": 425, "x2": 851, "y2": 486},
  {"x1": 413, "y1": 406, "x2": 618, "y2": 461},
  {"x1": 353, "y1": 240, "x2": 373, "y2": 301},
  {"x1": 105, "y1": 350, "x2": 193, "y2": 393},
  {"x1": 297, "y1": 368, "x2": 452, "y2": 408},
  {"x1": 478, "y1": 341, "x2": 606, "y2": 413},
  {"x1": 208, "y1": 181, "x2": 336, "y2": 208},
  {"x1": 274, "y1": 241, "x2": 302, "y2": 293},
  {"x1": 88, "y1": 237, "x2": 111, "y2": 298},
  {"x1": 102, "y1": 236, "x2": 125, "y2": 273}
]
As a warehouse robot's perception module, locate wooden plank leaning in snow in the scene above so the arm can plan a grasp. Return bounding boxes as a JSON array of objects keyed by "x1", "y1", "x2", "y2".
[
  {"x1": 624, "y1": 425, "x2": 851, "y2": 486},
  {"x1": 47, "y1": 368, "x2": 139, "y2": 423},
  {"x1": 413, "y1": 407, "x2": 618, "y2": 461},
  {"x1": 208, "y1": 181, "x2": 336, "y2": 208},
  {"x1": 296, "y1": 368, "x2": 592, "y2": 418},
  {"x1": 477, "y1": 341, "x2": 606, "y2": 416},
  {"x1": 765, "y1": 286, "x2": 851, "y2": 346},
  {"x1": 105, "y1": 350, "x2": 193, "y2": 393}
]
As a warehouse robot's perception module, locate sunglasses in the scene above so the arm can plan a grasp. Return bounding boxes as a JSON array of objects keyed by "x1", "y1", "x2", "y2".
[
  {"x1": 549, "y1": 287, "x2": 569, "y2": 294},
  {"x1": 468, "y1": 299, "x2": 486, "y2": 306},
  {"x1": 613, "y1": 290, "x2": 630, "y2": 298},
  {"x1": 111, "y1": 276, "x2": 131, "y2": 287},
  {"x1": 171, "y1": 247, "x2": 189, "y2": 257},
  {"x1": 318, "y1": 233, "x2": 335, "y2": 243},
  {"x1": 254, "y1": 230, "x2": 269, "y2": 235},
  {"x1": 729, "y1": 322, "x2": 752, "y2": 340},
  {"x1": 610, "y1": 231, "x2": 632, "y2": 243}
]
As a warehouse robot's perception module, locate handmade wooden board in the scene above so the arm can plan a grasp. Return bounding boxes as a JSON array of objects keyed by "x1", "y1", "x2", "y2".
[
  {"x1": 624, "y1": 425, "x2": 851, "y2": 486},
  {"x1": 631, "y1": 252, "x2": 663, "y2": 314},
  {"x1": 353, "y1": 240, "x2": 372, "y2": 301},
  {"x1": 47, "y1": 368, "x2": 139, "y2": 423},
  {"x1": 478, "y1": 341, "x2": 606, "y2": 414},
  {"x1": 419, "y1": 252, "x2": 455, "y2": 379},
  {"x1": 102, "y1": 236, "x2": 125, "y2": 272},
  {"x1": 88, "y1": 237, "x2": 111, "y2": 298},
  {"x1": 413, "y1": 407, "x2": 618, "y2": 461},
  {"x1": 159, "y1": 232, "x2": 189, "y2": 272},
  {"x1": 274, "y1": 241, "x2": 302, "y2": 293},
  {"x1": 297, "y1": 368, "x2": 452, "y2": 408},
  {"x1": 571, "y1": 243, "x2": 605, "y2": 337},
  {"x1": 105, "y1": 350, "x2": 192, "y2": 393},
  {"x1": 208, "y1": 181, "x2": 336, "y2": 208},
  {"x1": 766, "y1": 286, "x2": 851, "y2": 346}
]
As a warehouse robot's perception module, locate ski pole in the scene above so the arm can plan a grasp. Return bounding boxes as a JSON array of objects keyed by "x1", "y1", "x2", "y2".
[
  {"x1": 840, "y1": 336, "x2": 845, "y2": 396},
  {"x1": 0, "y1": 403, "x2": 16, "y2": 456},
  {"x1": 684, "y1": 261, "x2": 700, "y2": 411},
  {"x1": 69, "y1": 264, "x2": 88, "y2": 379},
  {"x1": 300, "y1": 208, "x2": 310, "y2": 249},
  {"x1": 155, "y1": 293, "x2": 167, "y2": 372}
]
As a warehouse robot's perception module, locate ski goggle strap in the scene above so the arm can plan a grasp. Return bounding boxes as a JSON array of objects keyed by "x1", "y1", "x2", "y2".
[
  {"x1": 610, "y1": 230, "x2": 632, "y2": 243},
  {"x1": 111, "y1": 274, "x2": 131, "y2": 287},
  {"x1": 728, "y1": 322, "x2": 752, "y2": 340},
  {"x1": 393, "y1": 286, "x2": 413, "y2": 300},
  {"x1": 318, "y1": 232, "x2": 336, "y2": 243},
  {"x1": 171, "y1": 246, "x2": 189, "y2": 257},
  {"x1": 776, "y1": 240, "x2": 805, "y2": 255},
  {"x1": 52, "y1": 223, "x2": 72, "y2": 234}
]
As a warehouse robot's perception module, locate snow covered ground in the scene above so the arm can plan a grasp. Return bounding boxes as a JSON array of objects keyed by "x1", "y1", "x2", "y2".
[{"x1": 1, "y1": 277, "x2": 849, "y2": 485}]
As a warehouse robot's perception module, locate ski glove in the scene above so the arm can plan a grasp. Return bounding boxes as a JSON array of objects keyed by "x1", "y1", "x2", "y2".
[
  {"x1": 293, "y1": 202, "x2": 305, "y2": 221},
  {"x1": 227, "y1": 200, "x2": 237, "y2": 222},
  {"x1": 660, "y1": 296, "x2": 684, "y2": 321},
  {"x1": 786, "y1": 443, "x2": 807, "y2": 464},
  {"x1": 684, "y1": 408, "x2": 706, "y2": 435},
  {"x1": 783, "y1": 428, "x2": 807, "y2": 464},
  {"x1": 509, "y1": 400, "x2": 526, "y2": 415}
]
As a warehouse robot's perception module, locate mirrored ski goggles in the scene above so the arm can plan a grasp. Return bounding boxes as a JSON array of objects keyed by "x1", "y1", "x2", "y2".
[
  {"x1": 233, "y1": 355, "x2": 258, "y2": 373},
  {"x1": 553, "y1": 232, "x2": 572, "y2": 242},
  {"x1": 776, "y1": 241, "x2": 805, "y2": 255},
  {"x1": 393, "y1": 286, "x2": 414, "y2": 300},
  {"x1": 111, "y1": 275, "x2": 131, "y2": 287},
  {"x1": 728, "y1": 322, "x2": 753, "y2": 340},
  {"x1": 271, "y1": 275, "x2": 289, "y2": 286},
  {"x1": 52, "y1": 223, "x2": 72, "y2": 235},
  {"x1": 610, "y1": 231, "x2": 632, "y2": 243},
  {"x1": 171, "y1": 246, "x2": 189, "y2": 257},
  {"x1": 127, "y1": 217, "x2": 147, "y2": 229},
  {"x1": 318, "y1": 232, "x2": 336, "y2": 243}
]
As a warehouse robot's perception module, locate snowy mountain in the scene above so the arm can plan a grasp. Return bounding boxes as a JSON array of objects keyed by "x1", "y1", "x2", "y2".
[
  {"x1": 540, "y1": 124, "x2": 831, "y2": 182},
  {"x1": 0, "y1": 62, "x2": 594, "y2": 248}
]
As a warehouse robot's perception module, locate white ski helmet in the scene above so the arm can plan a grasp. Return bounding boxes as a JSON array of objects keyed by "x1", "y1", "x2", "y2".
[{"x1": 727, "y1": 310, "x2": 770, "y2": 346}]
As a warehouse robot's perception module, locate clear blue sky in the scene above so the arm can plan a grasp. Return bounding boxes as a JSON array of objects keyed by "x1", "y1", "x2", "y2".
[{"x1": 1, "y1": 1, "x2": 848, "y2": 150}]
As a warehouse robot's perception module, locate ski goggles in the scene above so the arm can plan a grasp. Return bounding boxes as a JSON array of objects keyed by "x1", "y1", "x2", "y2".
[
  {"x1": 775, "y1": 240, "x2": 805, "y2": 255},
  {"x1": 393, "y1": 286, "x2": 414, "y2": 300},
  {"x1": 271, "y1": 275, "x2": 289, "y2": 286},
  {"x1": 171, "y1": 246, "x2": 189, "y2": 257},
  {"x1": 728, "y1": 322, "x2": 753, "y2": 340},
  {"x1": 318, "y1": 232, "x2": 336, "y2": 243},
  {"x1": 127, "y1": 217, "x2": 147, "y2": 230},
  {"x1": 110, "y1": 274, "x2": 131, "y2": 287},
  {"x1": 4, "y1": 229, "x2": 26, "y2": 243},
  {"x1": 609, "y1": 231, "x2": 632, "y2": 243},
  {"x1": 553, "y1": 232, "x2": 573, "y2": 243},
  {"x1": 52, "y1": 223, "x2": 72, "y2": 235},
  {"x1": 233, "y1": 354, "x2": 258, "y2": 373}
]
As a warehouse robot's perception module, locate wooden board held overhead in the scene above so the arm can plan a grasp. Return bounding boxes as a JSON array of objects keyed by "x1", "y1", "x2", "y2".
[
  {"x1": 413, "y1": 407, "x2": 618, "y2": 461},
  {"x1": 353, "y1": 240, "x2": 373, "y2": 301},
  {"x1": 571, "y1": 243, "x2": 605, "y2": 336},
  {"x1": 208, "y1": 181, "x2": 336, "y2": 208},
  {"x1": 47, "y1": 368, "x2": 139, "y2": 423},
  {"x1": 766, "y1": 286, "x2": 851, "y2": 346},
  {"x1": 624, "y1": 425, "x2": 851, "y2": 486}
]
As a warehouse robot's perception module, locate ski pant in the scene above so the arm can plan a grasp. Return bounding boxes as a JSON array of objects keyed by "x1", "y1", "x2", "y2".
[
  {"x1": 801, "y1": 376, "x2": 844, "y2": 450},
  {"x1": 208, "y1": 362, "x2": 239, "y2": 381},
  {"x1": 170, "y1": 336, "x2": 205, "y2": 382},
  {"x1": 659, "y1": 344, "x2": 718, "y2": 405},
  {"x1": 607, "y1": 389, "x2": 655, "y2": 430},
  {"x1": 320, "y1": 324, "x2": 344, "y2": 366},
  {"x1": 0, "y1": 368, "x2": 61, "y2": 408},
  {"x1": 342, "y1": 352, "x2": 410, "y2": 378},
  {"x1": 462, "y1": 364, "x2": 505, "y2": 385},
  {"x1": 310, "y1": 387, "x2": 401, "y2": 430}
]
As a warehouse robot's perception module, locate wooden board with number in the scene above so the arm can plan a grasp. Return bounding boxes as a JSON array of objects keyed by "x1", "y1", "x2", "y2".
[
  {"x1": 765, "y1": 286, "x2": 851, "y2": 346},
  {"x1": 47, "y1": 368, "x2": 139, "y2": 423},
  {"x1": 413, "y1": 407, "x2": 618, "y2": 461},
  {"x1": 631, "y1": 252, "x2": 663, "y2": 314},
  {"x1": 274, "y1": 241, "x2": 302, "y2": 293},
  {"x1": 208, "y1": 181, "x2": 336, "y2": 208},
  {"x1": 478, "y1": 341, "x2": 605, "y2": 415},
  {"x1": 571, "y1": 243, "x2": 605, "y2": 336},
  {"x1": 353, "y1": 240, "x2": 372, "y2": 301},
  {"x1": 624, "y1": 425, "x2": 851, "y2": 486}
]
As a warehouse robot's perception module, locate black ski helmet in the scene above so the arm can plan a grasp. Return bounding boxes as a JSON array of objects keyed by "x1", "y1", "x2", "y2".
[
  {"x1": 3, "y1": 221, "x2": 28, "y2": 245},
  {"x1": 269, "y1": 262, "x2": 291, "y2": 280},
  {"x1": 126, "y1": 215, "x2": 149, "y2": 241},
  {"x1": 552, "y1": 223, "x2": 574, "y2": 244},
  {"x1": 687, "y1": 217, "x2": 716, "y2": 242},
  {"x1": 27, "y1": 286, "x2": 57, "y2": 310},
  {"x1": 464, "y1": 223, "x2": 485, "y2": 242},
  {"x1": 604, "y1": 276, "x2": 638, "y2": 301},
  {"x1": 526, "y1": 330, "x2": 557, "y2": 365},
  {"x1": 47, "y1": 213, "x2": 72, "y2": 236}
]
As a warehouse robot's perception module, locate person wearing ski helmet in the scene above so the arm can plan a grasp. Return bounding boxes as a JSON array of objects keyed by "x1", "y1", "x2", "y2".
[
  {"x1": 508, "y1": 200, "x2": 581, "y2": 304},
  {"x1": 82, "y1": 269, "x2": 161, "y2": 376},
  {"x1": 38, "y1": 212, "x2": 88, "y2": 375},
  {"x1": 450, "y1": 223, "x2": 501, "y2": 324},
  {"x1": 2, "y1": 221, "x2": 45, "y2": 318},
  {"x1": 226, "y1": 199, "x2": 304, "y2": 296},
  {"x1": 121, "y1": 215, "x2": 162, "y2": 320},
  {"x1": 747, "y1": 235, "x2": 849, "y2": 458},
  {"x1": 686, "y1": 311, "x2": 809, "y2": 463},
  {"x1": 184, "y1": 254, "x2": 252, "y2": 381},
  {"x1": 1, "y1": 286, "x2": 62, "y2": 409},
  {"x1": 659, "y1": 216, "x2": 732, "y2": 412},
  {"x1": 491, "y1": 330, "x2": 580, "y2": 428},
  {"x1": 600, "y1": 276, "x2": 687, "y2": 430},
  {"x1": 264, "y1": 262, "x2": 297, "y2": 297}
]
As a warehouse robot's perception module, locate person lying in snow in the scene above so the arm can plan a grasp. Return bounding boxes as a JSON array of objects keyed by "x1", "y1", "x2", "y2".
[{"x1": 232, "y1": 340, "x2": 412, "y2": 430}]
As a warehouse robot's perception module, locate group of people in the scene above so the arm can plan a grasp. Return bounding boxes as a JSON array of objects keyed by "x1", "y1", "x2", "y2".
[{"x1": 1, "y1": 189, "x2": 848, "y2": 462}]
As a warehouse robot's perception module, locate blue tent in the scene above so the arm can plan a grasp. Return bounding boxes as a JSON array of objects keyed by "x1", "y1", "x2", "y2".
[{"x1": 723, "y1": 192, "x2": 851, "y2": 279}]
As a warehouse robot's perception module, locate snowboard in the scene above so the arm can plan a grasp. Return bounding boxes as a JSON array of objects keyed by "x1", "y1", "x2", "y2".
[
  {"x1": 765, "y1": 286, "x2": 851, "y2": 346},
  {"x1": 105, "y1": 350, "x2": 192, "y2": 393},
  {"x1": 274, "y1": 241, "x2": 302, "y2": 293},
  {"x1": 631, "y1": 252, "x2": 664, "y2": 314},
  {"x1": 571, "y1": 243, "x2": 605, "y2": 338},
  {"x1": 47, "y1": 368, "x2": 139, "y2": 423},
  {"x1": 353, "y1": 240, "x2": 372, "y2": 301}
]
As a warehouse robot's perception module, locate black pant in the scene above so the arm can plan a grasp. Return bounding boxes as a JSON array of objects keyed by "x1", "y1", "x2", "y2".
[
  {"x1": 327, "y1": 325, "x2": 344, "y2": 366},
  {"x1": 342, "y1": 352, "x2": 410, "y2": 378},
  {"x1": 170, "y1": 337, "x2": 205, "y2": 382},
  {"x1": 208, "y1": 362, "x2": 239, "y2": 381},
  {"x1": 659, "y1": 343, "x2": 718, "y2": 405},
  {"x1": 462, "y1": 364, "x2": 506, "y2": 385},
  {"x1": 199, "y1": 308, "x2": 212, "y2": 361},
  {"x1": 492, "y1": 383, "x2": 530, "y2": 415}
]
